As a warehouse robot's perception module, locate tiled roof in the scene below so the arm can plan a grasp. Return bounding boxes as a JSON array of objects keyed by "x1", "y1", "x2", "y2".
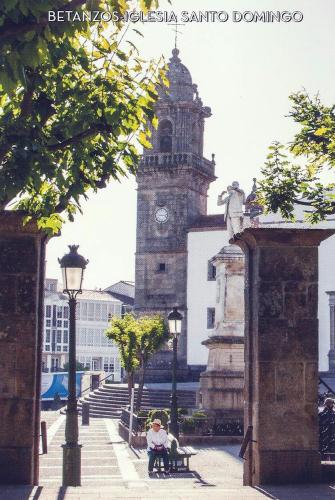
[
  {"x1": 188, "y1": 214, "x2": 226, "y2": 230},
  {"x1": 104, "y1": 280, "x2": 135, "y2": 299},
  {"x1": 77, "y1": 290, "x2": 121, "y2": 303}
]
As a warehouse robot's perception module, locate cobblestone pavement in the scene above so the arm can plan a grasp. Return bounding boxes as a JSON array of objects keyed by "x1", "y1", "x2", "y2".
[
  {"x1": 39, "y1": 417, "x2": 123, "y2": 487},
  {"x1": 0, "y1": 415, "x2": 334, "y2": 499}
]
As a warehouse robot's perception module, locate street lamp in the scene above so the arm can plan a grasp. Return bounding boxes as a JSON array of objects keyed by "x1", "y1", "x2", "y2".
[
  {"x1": 168, "y1": 307, "x2": 183, "y2": 439},
  {"x1": 58, "y1": 245, "x2": 88, "y2": 486}
]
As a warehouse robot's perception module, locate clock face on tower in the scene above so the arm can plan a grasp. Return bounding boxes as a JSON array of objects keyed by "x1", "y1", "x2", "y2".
[{"x1": 155, "y1": 207, "x2": 169, "y2": 223}]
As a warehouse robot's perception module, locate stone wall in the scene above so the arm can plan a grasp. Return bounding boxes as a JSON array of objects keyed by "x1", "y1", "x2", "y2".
[
  {"x1": 235, "y1": 227, "x2": 335, "y2": 486},
  {"x1": 0, "y1": 212, "x2": 47, "y2": 484}
]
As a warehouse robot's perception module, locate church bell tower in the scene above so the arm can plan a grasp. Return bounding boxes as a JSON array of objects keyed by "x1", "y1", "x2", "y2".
[{"x1": 135, "y1": 48, "x2": 216, "y2": 380}]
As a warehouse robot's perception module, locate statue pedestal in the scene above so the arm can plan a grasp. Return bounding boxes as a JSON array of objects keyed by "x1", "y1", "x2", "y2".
[
  {"x1": 200, "y1": 336, "x2": 244, "y2": 418},
  {"x1": 199, "y1": 245, "x2": 245, "y2": 422}
]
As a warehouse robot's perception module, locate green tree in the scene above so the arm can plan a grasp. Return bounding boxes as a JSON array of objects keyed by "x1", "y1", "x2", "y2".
[
  {"x1": 105, "y1": 313, "x2": 169, "y2": 409},
  {"x1": 135, "y1": 314, "x2": 169, "y2": 411},
  {"x1": 106, "y1": 313, "x2": 139, "y2": 398},
  {"x1": 259, "y1": 92, "x2": 335, "y2": 222},
  {"x1": 0, "y1": 0, "x2": 167, "y2": 233}
]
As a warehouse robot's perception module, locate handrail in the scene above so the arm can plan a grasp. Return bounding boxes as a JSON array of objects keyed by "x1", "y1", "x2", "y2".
[
  {"x1": 79, "y1": 372, "x2": 115, "y2": 399},
  {"x1": 239, "y1": 425, "x2": 253, "y2": 459},
  {"x1": 319, "y1": 376, "x2": 335, "y2": 396}
]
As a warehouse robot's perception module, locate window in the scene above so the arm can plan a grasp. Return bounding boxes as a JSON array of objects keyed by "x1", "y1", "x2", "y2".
[
  {"x1": 95, "y1": 303, "x2": 102, "y2": 321},
  {"x1": 45, "y1": 330, "x2": 50, "y2": 343},
  {"x1": 80, "y1": 302, "x2": 87, "y2": 321},
  {"x1": 56, "y1": 346, "x2": 61, "y2": 352},
  {"x1": 87, "y1": 328, "x2": 94, "y2": 346},
  {"x1": 45, "y1": 345, "x2": 50, "y2": 351},
  {"x1": 207, "y1": 261, "x2": 216, "y2": 281},
  {"x1": 88, "y1": 303, "x2": 94, "y2": 321},
  {"x1": 63, "y1": 331, "x2": 68, "y2": 343},
  {"x1": 57, "y1": 330, "x2": 62, "y2": 343},
  {"x1": 52, "y1": 305, "x2": 57, "y2": 326},
  {"x1": 57, "y1": 307, "x2": 62, "y2": 318},
  {"x1": 158, "y1": 119, "x2": 173, "y2": 153},
  {"x1": 104, "y1": 357, "x2": 115, "y2": 372},
  {"x1": 63, "y1": 346, "x2": 68, "y2": 352},
  {"x1": 207, "y1": 308, "x2": 215, "y2": 329},
  {"x1": 46, "y1": 319, "x2": 51, "y2": 327},
  {"x1": 46, "y1": 305, "x2": 51, "y2": 317},
  {"x1": 108, "y1": 304, "x2": 115, "y2": 318},
  {"x1": 63, "y1": 320, "x2": 68, "y2": 328},
  {"x1": 57, "y1": 320, "x2": 62, "y2": 328},
  {"x1": 101, "y1": 304, "x2": 107, "y2": 320},
  {"x1": 63, "y1": 306, "x2": 69, "y2": 319},
  {"x1": 157, "y1": 263, "x2": 166, "y2": 273}
]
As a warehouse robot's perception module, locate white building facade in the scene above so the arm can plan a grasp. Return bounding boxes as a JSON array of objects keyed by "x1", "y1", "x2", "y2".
[
  {"x1": 76, "y1": 289, "x2": 122, "y2": 380},
  {"x1": 42, "y1": 279, "x2": 122, "y2": 380},
  {"x1": 186, "y1": 210, "x2": 335, "y2": 372},
  {"x1": 187, "y1": 227, "x2": 229, "y2": 367}
]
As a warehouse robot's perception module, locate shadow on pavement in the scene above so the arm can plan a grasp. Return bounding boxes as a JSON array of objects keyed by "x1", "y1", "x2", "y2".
[
  {"x1": 148, "y1": 470, "x2": 216, "y2": 487},
  {"x1": 0, "y1": 486, "x2": 43, "y2": 500},
  {"x1": 254, "y1": 484, "x2": 335, "y2": 500}
]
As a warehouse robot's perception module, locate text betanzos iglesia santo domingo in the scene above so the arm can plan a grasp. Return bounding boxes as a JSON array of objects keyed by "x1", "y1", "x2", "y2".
[{"x1": 48, "y1": 10, "x2": 304, "y2": 24}]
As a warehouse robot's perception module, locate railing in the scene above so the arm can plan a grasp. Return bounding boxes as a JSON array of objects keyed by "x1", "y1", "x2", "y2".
[
  {"x1": 319, "y1": 377, "x2": 335, "y2": 405},
  {"x1": 319, "y1": 377, "x2": 335, "y2": 460},
  {"x1": 239, "y1": 426, "x2": 253, "y2": 459},
  {"x1": 121, "y1": 408, "x2": 243, "y2": 437},
  {"x1": 78, "y1": 372, "x2": 115, "y2": 399},
  {"x1": 121, "y1": 408, "x2": 147, "y2": 434},
  {"x1": 139, "y1": 152, "x2": 215, "y2": 178}
]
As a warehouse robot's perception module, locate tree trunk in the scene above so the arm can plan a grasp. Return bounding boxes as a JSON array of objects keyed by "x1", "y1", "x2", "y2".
[
  {"x1": 127, "y1": 371, "x2": 134, "y2": 403},
  {"x1": 136, "y1": 364, "x2": 145, "y2": 413}
]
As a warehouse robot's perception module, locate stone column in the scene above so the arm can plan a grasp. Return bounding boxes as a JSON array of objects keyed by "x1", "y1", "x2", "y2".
[
  {"x1": 234, "y1": 227, "x2": 335, "y2": 486},
  {"x1": 199, "y1": 245, "x2": 245, "y2": 419},
  {"x1": 326, "y1": 291, "x2": 335, "y2": 372},
  {"x1": 0, "y1": 212, "x2": 47, "y2": 484}
]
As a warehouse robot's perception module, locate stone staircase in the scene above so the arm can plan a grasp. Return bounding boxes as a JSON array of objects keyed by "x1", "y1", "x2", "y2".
[{"x1": 77, "y1": 384, "x2": 197, "y2": 418}]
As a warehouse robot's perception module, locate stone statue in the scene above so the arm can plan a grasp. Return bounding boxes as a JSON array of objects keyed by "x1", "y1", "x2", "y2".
[{"x1": 217, "y1": 181, "x2": 246, "y2": 238}]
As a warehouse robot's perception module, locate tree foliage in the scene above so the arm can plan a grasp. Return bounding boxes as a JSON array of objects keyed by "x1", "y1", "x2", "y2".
[
  {"x1": 0, "y1": 0, "x2": 168, "y2": 233},
  {"x1": 105, "y1": 313, "x2": 139, "y2": 395},
  {"x1": 259, "y1": 91, "x2": 335, "y2": 222},
  {"x1": 105, "y1": 313, "x2": 169, "y2": 405}
]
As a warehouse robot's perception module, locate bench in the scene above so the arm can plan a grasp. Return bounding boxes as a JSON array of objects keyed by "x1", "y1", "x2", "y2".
[{"x1": 154, "y1": 433, "x2": 197, "y2": 472}]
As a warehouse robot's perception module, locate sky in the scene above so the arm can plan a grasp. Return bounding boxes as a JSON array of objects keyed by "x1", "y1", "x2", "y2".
[{"x1": 46, "y1": 0, "x2": 335, "y2": 290}]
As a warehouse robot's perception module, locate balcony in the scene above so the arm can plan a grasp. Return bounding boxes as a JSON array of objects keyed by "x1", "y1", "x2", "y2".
[{"x1": 139, "y1": 152, "x2": 215, "y2": 178}]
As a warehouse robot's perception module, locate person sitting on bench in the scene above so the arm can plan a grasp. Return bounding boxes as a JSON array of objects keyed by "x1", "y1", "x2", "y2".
[{"x1": 146, "y1": 418, "x2": 170, "y2": 475}]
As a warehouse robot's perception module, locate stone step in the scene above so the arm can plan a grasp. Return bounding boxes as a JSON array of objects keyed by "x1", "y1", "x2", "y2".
[
  {"x1": 97, "y1": 385, "x2": 195, "y2": 395},
  {"x1": 81, "y1": 396, "x2": 195, "y2": 405},
  {"x1": 75, "y1": 384, "x2": 196, "y2": 419},
  {"x1": 85, "y1": 392, "x2": 182, "y2": 399}
]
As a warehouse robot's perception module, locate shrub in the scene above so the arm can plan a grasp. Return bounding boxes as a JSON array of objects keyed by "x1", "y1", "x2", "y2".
[
  {"x1": 178, "y1": 408, "x2": 188, "y2": 416},
  {"x1": 180, "y1": 417, "x2": 196, "y2": 435},
  {"x1": 146, "y1": 409, "x2": 169, "y2": 430},
  {"x1": 137, "y1": 410, "x2": 148, "y2": 418},
  {"x1": 192, "y1": 410, "x2": 207, "y2": 419}
]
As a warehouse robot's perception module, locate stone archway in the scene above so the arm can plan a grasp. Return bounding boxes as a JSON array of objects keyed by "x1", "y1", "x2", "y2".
[{"x1": 234, "y1": 227, "x2": 335, "y2": 486}]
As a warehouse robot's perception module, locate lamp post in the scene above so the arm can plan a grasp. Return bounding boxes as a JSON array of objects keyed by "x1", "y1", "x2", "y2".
[
  {"x1": 58, "y1": 245, "x2": 88, "y2": 486},
  {"x1": 168, "y1": 307, "x2": 183, "y2": 439}
]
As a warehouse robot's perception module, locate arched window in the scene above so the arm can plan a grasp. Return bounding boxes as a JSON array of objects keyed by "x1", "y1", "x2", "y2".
[{"x1": 158, "y1": 119, "x2": 173, "y2": 153}]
